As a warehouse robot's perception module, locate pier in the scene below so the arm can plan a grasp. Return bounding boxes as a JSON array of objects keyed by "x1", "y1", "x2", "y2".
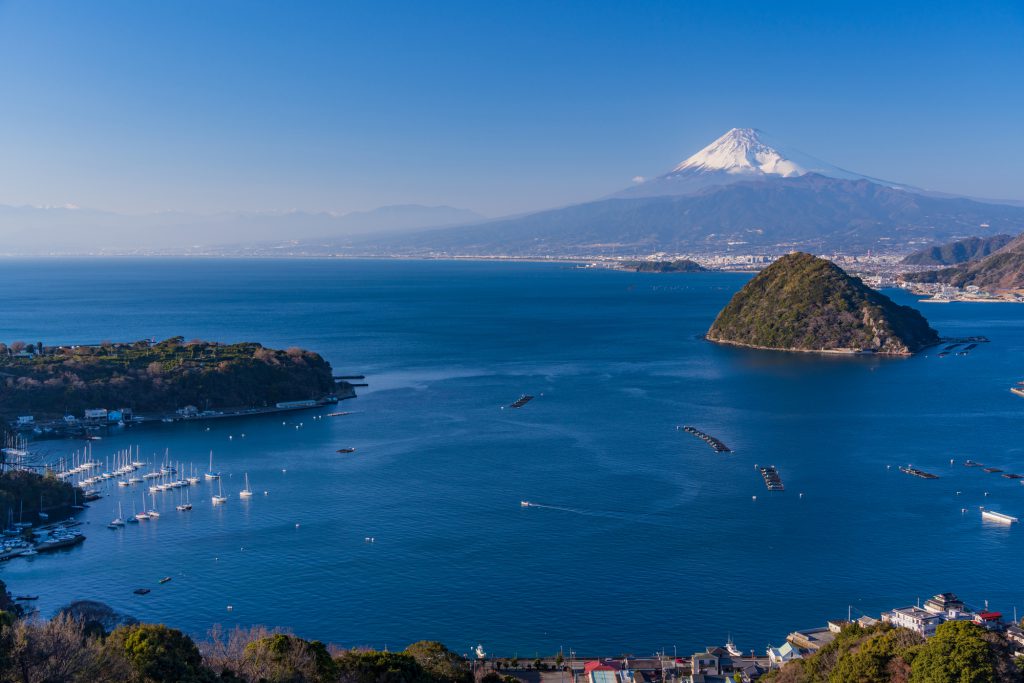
[{"x1": 679, "y1": 425, "x2": 731, "y2": 453}]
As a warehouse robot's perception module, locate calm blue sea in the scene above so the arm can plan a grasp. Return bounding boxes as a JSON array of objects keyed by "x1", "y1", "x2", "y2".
[{"x1": 0, "y1": 258, "x2": 1022, "y2": 656}]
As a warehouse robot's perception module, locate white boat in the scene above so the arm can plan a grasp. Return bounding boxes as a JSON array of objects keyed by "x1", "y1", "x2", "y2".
[
  {"x1": 212, "y1": 479, "x2": 227, "y2": 505},
  {"x1": 982, "y1": 509, "x2": 1018, "y2": 524},
  {"x1": 725, "y1": 635, "x2": 741, "y2": 657},
  {"x1": 177, "y1": 487, "x2": 192, "y2": 511},
  {"x1": 239, "y1": 473, "x2": 253, "y2": 499},
  {"x1": 110, "y1": 503, "x2": 125, "y2": 527},
  {"x1": 520, "y1": 501, "x2": 532, "y2": 507},
  {"x1": 205, "y1": 450, "x2": 221, "y2": 480}
]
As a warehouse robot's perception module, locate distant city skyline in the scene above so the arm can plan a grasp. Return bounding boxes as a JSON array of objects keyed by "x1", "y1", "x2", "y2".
[{"x1": 0, "y1": 0, "x2": 1022, "y2": 219}]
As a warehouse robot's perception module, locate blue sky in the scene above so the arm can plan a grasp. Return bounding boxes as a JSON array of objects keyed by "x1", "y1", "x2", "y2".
[{"x1": 0, "y1": 0, "x2": 1021, "y2": 216}]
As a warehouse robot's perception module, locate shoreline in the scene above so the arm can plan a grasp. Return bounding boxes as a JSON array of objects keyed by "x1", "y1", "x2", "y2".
[{"x1": 704, "y1": 336, "x2": 915, "y2": 356}]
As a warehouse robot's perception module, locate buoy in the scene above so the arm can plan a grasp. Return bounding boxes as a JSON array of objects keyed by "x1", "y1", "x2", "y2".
[
  {"x1": 295, "y1": 523, "x2": 300, "y2": 528},
  {"x1": 281, "y1": 469, "x2": 287, "y2": 473},
  {"x1": 752, "y1": 496, "x2": 757, "y2": 501},
  {"x1": 227, "y1": 605, "x2": 233, "y2": 611}
]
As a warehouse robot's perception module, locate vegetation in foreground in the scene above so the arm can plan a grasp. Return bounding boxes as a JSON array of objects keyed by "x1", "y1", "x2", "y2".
[
  {"x1": 0, "y1": 337, "x2": 336, "y2": 420},
  {"x1": 762, "y1": 621, "x2": 1023, "y2": 682},
  {"x1": 708, "y1": 252, "x2": 939, "y2": 354}
]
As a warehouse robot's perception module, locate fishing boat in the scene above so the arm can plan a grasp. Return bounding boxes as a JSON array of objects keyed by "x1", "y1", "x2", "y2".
[
  {"x1": 212, "y1": 479, "x2": 227, "y2": 505},
  {"x1": 239, "y1": 473, "x2": 253, "y2": 499},
  {"x1": 204, "y1": 451, "x2": 221, "y2": 480},
  {"x1": 337, "y1": 447, "x2": 356, "y2": 454},
  {"x1": 725, "y1": 635, "x2": 741, "y2": 657}
]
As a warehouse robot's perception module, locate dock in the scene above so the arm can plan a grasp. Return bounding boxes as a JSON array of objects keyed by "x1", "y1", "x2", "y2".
[
  {"x1": 899, "y1": 465, "x2": 939, "y2": 479},
  {"x1": 679, "y1": 426, "x2": 731, "y2": 453},
  {"x1": 760, "y1": 466, "x2": 784, "y2": 491}
]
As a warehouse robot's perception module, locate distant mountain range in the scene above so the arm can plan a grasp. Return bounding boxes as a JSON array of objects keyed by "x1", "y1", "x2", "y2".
[
  {"x1": 904, "y1": 233, "x2": 1024, "y2": 290},
  {"x1": 0, "y1": 204, "x2": 484, "y2": 254},
  {"x1": 347, "y1": 128, "x2": 1024, "y2": 257},
  {"x1": 901, "y1": 234, "x2": 1014, "y2": 266},
  {"x1": 3, "y1": 127, "x2": 1022, "y2": 257}
]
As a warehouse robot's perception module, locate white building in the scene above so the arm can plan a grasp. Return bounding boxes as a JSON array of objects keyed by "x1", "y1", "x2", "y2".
[{"x1": 882, "y1": 606, "x2": 944, "y2": 637}]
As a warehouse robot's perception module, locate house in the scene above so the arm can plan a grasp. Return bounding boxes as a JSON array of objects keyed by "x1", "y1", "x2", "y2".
[
  {"x1": 15, "y1": 416, "x2": 34, "y2": 426},
  {"x1": 973, "y1": 611, "x2": 1003, "y2": 631},
  {"x1": 882, "y1": 606, "x2": 944, "y2": 637},
  {"x1": 83, "y1": 408, "x2": 108, "y2": 421},
  {"x1": 767, "y1": 642, "x2": 802, "y2": 668},
  {"x1": 176, "y1": 405, "x2": 199, "y2": 417},
  {"x1": 582, "y1": 661, "x2": 622, "y2": 683},
  {"x1": 1005, "y1": 625, "x2": 1024, "y2": 656}
]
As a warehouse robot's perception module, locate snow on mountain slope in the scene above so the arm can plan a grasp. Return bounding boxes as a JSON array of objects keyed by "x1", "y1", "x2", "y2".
[{"x1": 616, "y1": 127, "x2": 908, "y2": 198}]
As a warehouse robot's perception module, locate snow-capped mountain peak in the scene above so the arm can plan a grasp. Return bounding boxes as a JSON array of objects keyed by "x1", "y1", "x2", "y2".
[{"x1": 671, "y1": 127, "x2": 840, "y2": 178}]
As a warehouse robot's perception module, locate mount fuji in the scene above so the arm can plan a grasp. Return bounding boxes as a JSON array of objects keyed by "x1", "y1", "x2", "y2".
[
  {"x1": 614, "y1": 127, "x2": 911, "y2": 198},
  {"x1": 345, "y1": 128, "x2": 1024, "y2": 257}
]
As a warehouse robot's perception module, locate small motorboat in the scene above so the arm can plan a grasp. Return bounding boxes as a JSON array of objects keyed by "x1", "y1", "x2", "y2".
[
  {"x1": 159, "y1": 577, "x2": 172, "y2": 584},
  {"x1": 337, "y1": 448, "x2": 356, "y2": 454},
  {"x1": 520, "y1": 501, "x2": 532, "y2": 507},
  {"x1": 133, "y1": 588, "x2": 150, "y2": 595}
]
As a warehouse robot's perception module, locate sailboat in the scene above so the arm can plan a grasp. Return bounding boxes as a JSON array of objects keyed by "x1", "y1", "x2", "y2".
[
  {"x1": 110, "y1": 503, "x2": 125, "y2": 527},
  {"x1": 126, "y1": 498, "x2": 139, "y2": 524},
  {"x1": 212, "y1": 478, "x2": 227, "y2": 505},
  {"x1": 204, "y1": 451, "x2": 221, "y2": 480},
  {"x1": 239, "y1": 473, "x2": 253, "y2": 499},
  {"x1": 187, "y1": 463, "x2": 200, "y2": 486},
  {"x1": 176, "y1": 488, "x2": 192, "y2": 511},
  {"x1": 147, "y1": 491, "x2": 160, "y2": 518},
  {"x1": 135, "y1": 491, "x2": 150, "y2": 521},
  {"x1": 37, "y1": 495, "x2": 48, "y2": 521}
]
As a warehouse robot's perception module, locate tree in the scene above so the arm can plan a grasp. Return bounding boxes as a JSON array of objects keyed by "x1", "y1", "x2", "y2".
[
  {"x1": 10, "y1": 341, "x2": 25, "y2": 354},
  {"x1": 335, "y1": 649, "x2": 432, "y2": 683},
  {"x1": 237, "y1": 632, "x2": 337, "y2": 682},
  {"x1": 404, "y1": 641, "x2": 472, "y2": 683},
  {"x1": 910, "y1": 621, "x2": 996, "y2": 683},
  {"x1": 56, "y1": 600, "x2": 137, "y2": 637},
  {"x1": 106, "y1": 623, "x2": 213, "y2": 683}
]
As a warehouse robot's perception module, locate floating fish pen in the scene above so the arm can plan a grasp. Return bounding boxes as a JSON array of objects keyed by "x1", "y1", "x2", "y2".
[
  {"x1": 943, "y1": 344, "x2": 962, "y2": 352},
  {"x1": 964, "y1": 460, "x2": 984, "y2": 468},
  {"x1": 899, "y1": 465, "x2": 939, "y2": 479},
  {"x1": 679, "y1": 425, "x2": 731, "y2": 453},
  {"x1": 983, "y1": 467, "x2": 1004, "y2": 474},
  {"x1": 760, "y1": 466, "x2": 784, "y2": 491},
  {"x1": 1001, "y1": 473, "x2": 1023, "y2": 480},
  {"x1": 509, "y1": 395, "x2": 534, "y2": 409}
]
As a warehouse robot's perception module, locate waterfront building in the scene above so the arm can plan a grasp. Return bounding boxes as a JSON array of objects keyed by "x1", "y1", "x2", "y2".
[
  {"x1": 923, "y1": 592, "x2": 966, "y2": 614},
  {"x1": 766, "y1": 641, "x2": 802, "y2": 668},
  {"x1": 786, "y1": 625, "x2": 836, "y2": 652},
  {"x1": 881, "y1": 606, "x2": 944, "y2": 637}
]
